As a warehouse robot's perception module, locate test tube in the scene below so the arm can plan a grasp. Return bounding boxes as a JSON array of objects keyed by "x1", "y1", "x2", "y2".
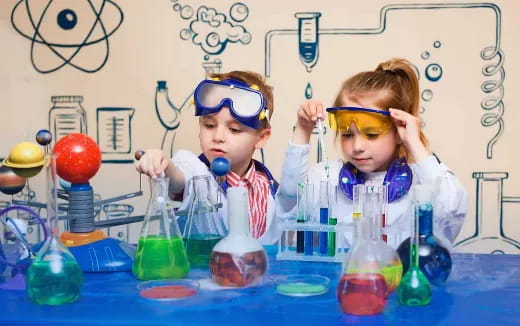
[
  {"x1": 303, "y1": 183, "x2": 314, "y2": 256},
  {"x1": 319, "y1": 180, "x2": 329, "y2": 255},
  {"x1": 296, "y1": 183, "x2": 306, "y2": 253},
  {"x1": 381, "y1": 185, "x2": 389, "y2": 243},
  {"x1": 328, "y1": 185, "x2": 338, "y2": 257}
]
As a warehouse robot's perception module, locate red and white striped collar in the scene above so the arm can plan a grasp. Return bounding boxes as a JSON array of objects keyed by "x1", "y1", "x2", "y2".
[{"x1": 226, "y1": 162, "x2": 257, "y2": 187}]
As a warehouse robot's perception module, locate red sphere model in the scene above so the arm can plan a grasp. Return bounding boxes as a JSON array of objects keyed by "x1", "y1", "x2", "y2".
[{"x1": 53, "y1": 134, "x2": 102, "y2": 184}]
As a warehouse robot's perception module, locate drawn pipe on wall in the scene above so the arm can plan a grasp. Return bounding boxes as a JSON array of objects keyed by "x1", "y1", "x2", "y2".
[{"x1": 264, "y1": 3, "x2": 504, "y2": 159}]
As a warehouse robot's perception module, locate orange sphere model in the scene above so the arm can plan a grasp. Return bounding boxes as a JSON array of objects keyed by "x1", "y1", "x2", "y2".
[{"x1": 53, "y1": 134, "x2": 101, "y2": 184}]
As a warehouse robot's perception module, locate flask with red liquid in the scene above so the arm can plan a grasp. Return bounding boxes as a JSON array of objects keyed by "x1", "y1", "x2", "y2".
[
  {"x1": 209, "y1": 186, "x2": 267, "y2": 287},
  {"x1": 336, "y1": 202, "x2": 388, "y2": 315}
]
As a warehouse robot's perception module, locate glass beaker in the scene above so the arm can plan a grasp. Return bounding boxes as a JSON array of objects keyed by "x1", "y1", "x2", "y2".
[
  {"x1": 183, "y1": 175, "x2": 226, "y2": 268},
  {"x1": 48, "y1": 96, "x2": 87, "y2": 144},
  {"x1": 210, "y1": 187, "x2": 267, "y2": 287},
  {"x1": 397, "y1": 191, "x2": 432, "y2": 306},
  {"x1": 337, "y1": 209, "x2": 388, "y2": 315},
  {"x1": 397, "y1": 184, "x2": 452, "y2": 286},
  {"x1": 132, "y1": 176, "x2": 189, "y2": 280},
  {"x1": 26, "y1": 154, "x2": 83, "y2": 305}
]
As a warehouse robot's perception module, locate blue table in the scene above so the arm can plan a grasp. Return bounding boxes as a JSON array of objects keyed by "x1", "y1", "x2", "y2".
[{"x1": 0, "y1": 248, "x2": 519, "y2": 326}]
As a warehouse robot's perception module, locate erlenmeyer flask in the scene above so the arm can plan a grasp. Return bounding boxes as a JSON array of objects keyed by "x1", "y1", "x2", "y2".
[
  {"x1": 133, "y1": 176, "x2": 189, "y2": 280},
  {"x1": 397, "y1": 184, "x2": 452, "y2": 286},
  {"x1": 397, "y1": 190, "x2": 431, "y2": 306},
  {"x1": 183, "y1": 175, "x2": 226, "y2": 268},
  {"x1": 210, "y1": 187, "x2": 267, "y2": 287},
  {"x1": 337, "y1": 209, "x2": 388, "y2": 315},
  {"x1": 26, "y1": 154, "x2": 83, "y2": 305}
]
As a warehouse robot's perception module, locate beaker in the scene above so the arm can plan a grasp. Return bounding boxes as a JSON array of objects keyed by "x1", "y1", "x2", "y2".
[
  {"x1": 26, "y1": 154, "x2": 83, "y2": 305},
  {"x1": 183, "y1": 175, "x2": 226, "y2": 268},
  {"x1": 96, "y1": 107, "x2": 135, "y2": 163},
  {"x1": 337, "y1": 209, "x2": 388, "y2": 315},
  {"x1": 210, "y1": 187, "x2": 267, "y2": 287},
  {"x1": 133, "y1": 176, "x2": 189, "y2": 280},
  {"x1": 397, "y1": 190, "x2": 432, "y2": 306},
  {"x1": 48, "y1": 96, "x2": 87, "y2": 144},
  {"x1": 397, "y1": 184, "x2": 452, "y2": 286}
]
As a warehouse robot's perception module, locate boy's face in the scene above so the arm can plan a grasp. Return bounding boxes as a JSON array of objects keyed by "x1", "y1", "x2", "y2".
[{"x1": 199, "y1": 107, "x2": 270, "y2": 176}]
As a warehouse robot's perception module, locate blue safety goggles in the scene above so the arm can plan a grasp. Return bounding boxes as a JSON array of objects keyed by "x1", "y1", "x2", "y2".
[{"x1": 193, "y1": 78, "x2": 270, "y2": 129}]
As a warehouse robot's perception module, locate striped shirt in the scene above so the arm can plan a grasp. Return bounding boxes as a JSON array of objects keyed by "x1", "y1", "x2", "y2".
[{"x1": 226, "y1": 163, "x2": 270, "y2": 239}]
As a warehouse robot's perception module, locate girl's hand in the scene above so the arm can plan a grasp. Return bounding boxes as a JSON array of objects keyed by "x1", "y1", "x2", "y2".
[
  {"x1": 135, "y1": 149, "x2": 171, "y2": 178},
  {"x1": 389, "y1": 108, "x2": 429, "y2": 162},
  {"x1": 292, "y1": 100, "x2": 325, "y2": 144}
]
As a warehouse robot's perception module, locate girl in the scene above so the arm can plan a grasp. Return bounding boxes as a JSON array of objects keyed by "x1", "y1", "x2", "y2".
[{"x1": 276, "y1": 58, "x2": 467, "y2": 248}]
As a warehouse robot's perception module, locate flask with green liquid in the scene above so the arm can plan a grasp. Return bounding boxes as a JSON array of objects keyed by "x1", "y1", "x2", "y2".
[
  {"x1": 183, "y1": 175, "x2": 226, "y2": 268},
  {"x1": 26, "y1": 154, "x2": 83, "y2": 305},
  {"x1": 397, "y1": 186, "x2": 432, "y2": 306},
  {"x1": 133, "y1": 176, "x2": 190, "y2": 280}
]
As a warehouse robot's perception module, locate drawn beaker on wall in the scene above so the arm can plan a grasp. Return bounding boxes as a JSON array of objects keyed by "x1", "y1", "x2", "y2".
[
  {"x1": 49, "y1": 96, "x2": 87, "y2": 144},
  {"x1": 295, "y1": 12, "x2": 321, "y2": 73},
  {"x1": 96, "y1": 107, "x2": 135, "y2": 163},
  {"x1": 103, "y1": 204, "x2": 134, "y2": 242},
  {"x1": 456, "y1": 172, "x2": 520, "y2": 254}
]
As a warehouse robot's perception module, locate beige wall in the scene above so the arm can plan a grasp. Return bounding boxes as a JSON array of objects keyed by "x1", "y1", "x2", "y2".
[{"x1": 1, "y1": 0, "x2": 519, "y2": 253}]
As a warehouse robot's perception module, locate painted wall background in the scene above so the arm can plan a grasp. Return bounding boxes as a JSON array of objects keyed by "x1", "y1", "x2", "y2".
[{"x1": 1, "y1": 0, "x2": 519, "y2": 254}]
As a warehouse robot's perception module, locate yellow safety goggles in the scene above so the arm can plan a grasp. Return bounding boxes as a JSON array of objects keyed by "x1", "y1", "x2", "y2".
[{"x1": 326, "y1": 107, "x2": 393, "y2": 137}]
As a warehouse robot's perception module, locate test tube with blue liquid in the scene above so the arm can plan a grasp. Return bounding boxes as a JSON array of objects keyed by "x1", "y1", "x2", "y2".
[
  {"x1": 319, "y1": 180, "x2": 329, "y2": 255},
  {"x1": 302, "y1": 183, "x2": 314, "y2": 256}
]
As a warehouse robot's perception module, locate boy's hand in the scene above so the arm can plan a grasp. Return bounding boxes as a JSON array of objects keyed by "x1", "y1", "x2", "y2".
[
  {"x1": 389, "y1": 108, "x2": 429, "y2": 162},
  {"x1": 292, "y1": 100, "x2": 325, "y2": 144},
  {"x1": 135, "y1": 149, "x2": 171, "y2": 178}
]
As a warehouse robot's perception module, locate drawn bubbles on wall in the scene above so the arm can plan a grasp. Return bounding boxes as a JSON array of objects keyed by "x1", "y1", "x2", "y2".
[
  {"x1": 10, "y1": 0, "x2": 124, "y2": 73},
  {"x1": 171, "y1": 2, "x2": 251, "y2": 56},
  {"x1": 425, "y1": 63, "x2": 443, "y2": 82},
  {"x1": 229, "y1": 3, "x2": 249, "y2": 22}
]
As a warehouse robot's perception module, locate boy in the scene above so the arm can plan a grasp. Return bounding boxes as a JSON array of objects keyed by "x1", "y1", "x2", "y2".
[{"x1": 136, "y1": 71, "x2": 279, "y2": 244}]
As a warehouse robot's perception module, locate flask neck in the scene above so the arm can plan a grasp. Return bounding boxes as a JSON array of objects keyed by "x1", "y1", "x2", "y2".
[
  {"x1": 417, "y1": 203, "x2": 433, "y2": 236},
  {"x1": 227, "y1": 186, "x2": 249, "y2": 237}
]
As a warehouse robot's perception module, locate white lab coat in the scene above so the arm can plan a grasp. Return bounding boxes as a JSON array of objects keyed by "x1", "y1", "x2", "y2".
[{"x1": 275, "y1": 142, "x2": 468, "y2": 249}]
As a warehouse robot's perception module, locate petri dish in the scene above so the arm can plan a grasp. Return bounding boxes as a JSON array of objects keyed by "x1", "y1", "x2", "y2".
[
  {"x1": 275, "y1": 274, "x2": 329, "y2": 297},
  {"x1": 137, "y1": 279, "x2": 199, "y2": 301}
]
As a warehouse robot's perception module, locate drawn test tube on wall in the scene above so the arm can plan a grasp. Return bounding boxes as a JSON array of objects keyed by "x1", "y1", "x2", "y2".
[
  {"x1": 96, "y1": 107, "x2": 135, "y2": 163},
  {"x1": 48, "y1": 96, "x2": 87, "y2": 144},
  {"x1": 295, "y1": 12, "x2": 321, "y2": 73}
]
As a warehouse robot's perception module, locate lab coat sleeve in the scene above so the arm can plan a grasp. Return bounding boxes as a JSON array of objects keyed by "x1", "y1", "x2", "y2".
[
  {"x1": 412, "y1": 155, "x2": 468, "y2": 244},
  {"x1": 275, "y1": 142, "x2": 311, "y2": 219}
]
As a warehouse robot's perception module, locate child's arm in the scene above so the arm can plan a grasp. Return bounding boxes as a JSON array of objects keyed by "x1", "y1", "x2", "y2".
[
  {"x1": 389, "y1": 108, "x2": 429, "y2": 163},
  {"x1": 135, "y1": 149, "x2": 186, "y2": 194}
]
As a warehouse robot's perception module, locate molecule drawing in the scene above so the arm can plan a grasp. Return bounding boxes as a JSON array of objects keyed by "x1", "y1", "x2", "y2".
[{"x1": 10, "y1": 0, "x2": 124, "y2": 74}]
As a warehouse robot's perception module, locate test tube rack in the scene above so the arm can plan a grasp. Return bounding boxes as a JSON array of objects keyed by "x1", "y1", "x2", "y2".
[{"x1": 276, "y1": 221, "x2": 352, "y2": 262}]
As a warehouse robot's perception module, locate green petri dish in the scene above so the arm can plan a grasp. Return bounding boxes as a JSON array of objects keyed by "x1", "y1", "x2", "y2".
[{"x1": 275, "y1": 274, "x2": 329, "y2": 297}]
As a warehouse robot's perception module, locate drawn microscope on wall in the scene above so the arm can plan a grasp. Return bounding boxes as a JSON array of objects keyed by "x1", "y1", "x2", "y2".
[{"x1": 264, "y1": 3, "x2": 505, "y2": 160}]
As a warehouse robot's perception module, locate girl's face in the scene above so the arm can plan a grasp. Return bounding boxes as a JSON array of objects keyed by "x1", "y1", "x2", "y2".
[{"x1": 338, "y1": 97, "x2": 399, "y2": 173}]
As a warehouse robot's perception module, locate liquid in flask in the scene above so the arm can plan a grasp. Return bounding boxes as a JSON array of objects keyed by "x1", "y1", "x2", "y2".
[
  {"x1": 183, "y1": 175, "x2": 226, "y2": 268},
  {"x1": 26, "y1": 154, "x2": 83, "y2": 305},
  {"x1": 133, "y1": 176, "x2": 190, "y2": 280},
  {"x1": 210, "y1": 187, "x2": 267, "y2": 287}
]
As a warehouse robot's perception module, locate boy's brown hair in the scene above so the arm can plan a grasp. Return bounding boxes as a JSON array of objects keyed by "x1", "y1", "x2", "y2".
[{"x1": 209, "y1": 71, "x2": 274, "y2": 129}]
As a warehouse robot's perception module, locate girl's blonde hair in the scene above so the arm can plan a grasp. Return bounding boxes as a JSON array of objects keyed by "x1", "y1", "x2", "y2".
[{"x1": 333, "y1": 58, "x2": 429, "y2": 162}]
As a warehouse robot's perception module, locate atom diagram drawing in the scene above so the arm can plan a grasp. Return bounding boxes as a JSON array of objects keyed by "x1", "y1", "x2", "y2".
[{"x1": 11, "y1": 0, "x2": 124, "y2": 73}]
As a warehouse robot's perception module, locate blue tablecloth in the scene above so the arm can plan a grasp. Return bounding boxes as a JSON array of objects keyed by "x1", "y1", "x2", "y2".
[{"x1": 0, "y1": 247, "x2": 519, "y2": 326}]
